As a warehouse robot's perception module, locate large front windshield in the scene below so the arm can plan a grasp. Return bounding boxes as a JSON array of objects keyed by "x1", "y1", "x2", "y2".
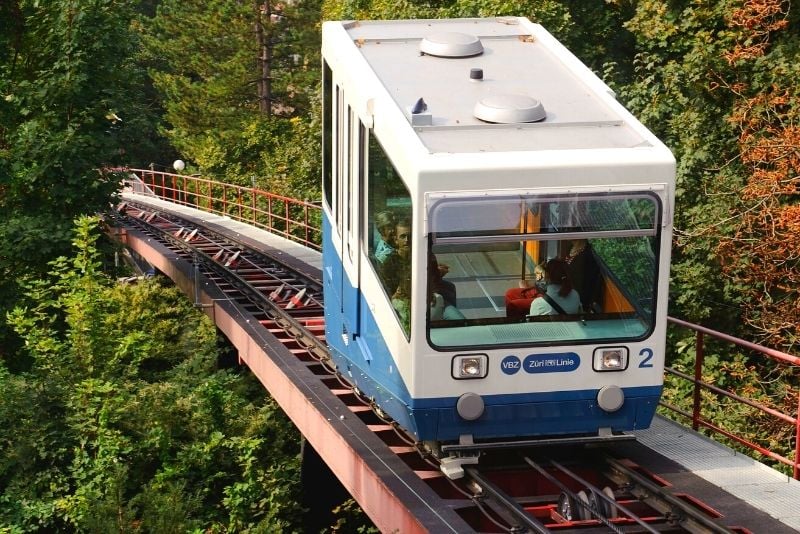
[{"x1": 426, "y1": 192, "x2": 661, "y2": 348}]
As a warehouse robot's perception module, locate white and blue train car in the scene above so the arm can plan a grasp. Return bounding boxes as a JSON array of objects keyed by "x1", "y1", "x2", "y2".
[{"x1": 320, "y1": 18, "x2": 674, "y2": 448}]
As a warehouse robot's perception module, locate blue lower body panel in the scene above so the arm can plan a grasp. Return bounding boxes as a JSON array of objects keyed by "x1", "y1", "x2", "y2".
[
  {"x1": 328, "y1": 335, "x2": 660, "y2": 442},
  {"x1": 410, "y1": 388, "x2": 662, "y2": 441}
]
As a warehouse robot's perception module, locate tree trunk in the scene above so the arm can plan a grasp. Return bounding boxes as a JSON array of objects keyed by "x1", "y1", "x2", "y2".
[{"x1": 255, "y1": 1, "x2": 271, "y2": 115}]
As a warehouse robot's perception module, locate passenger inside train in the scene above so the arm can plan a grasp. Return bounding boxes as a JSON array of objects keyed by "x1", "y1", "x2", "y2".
[
  {"x1": 429, "y1": 255, "x2": 457, "y2": 308},
  {"x1": 528, "y1": 258, "x2": 582, "y2": 316},
  {"x1": 428, "y1": 255, "x2": 465, "y2": 321},
  {"x1": 504, "y1": 262, "x2": 545, "y2": 319},
  {"x1": 390, "y1": 216, "x2": 413, "y2": 333},
  {"x1": 373, "y1": 210, "x2": 397, "y2": 263}
]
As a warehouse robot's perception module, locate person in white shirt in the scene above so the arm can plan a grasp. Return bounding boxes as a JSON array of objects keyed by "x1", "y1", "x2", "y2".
[{"x1": 529, "y1": 258, "x2": 582, "y2": 316}]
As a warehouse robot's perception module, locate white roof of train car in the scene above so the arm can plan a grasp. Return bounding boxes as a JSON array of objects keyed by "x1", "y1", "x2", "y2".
[{"x1": 325, "y1": 18, "x2": 663, "y2": 155}]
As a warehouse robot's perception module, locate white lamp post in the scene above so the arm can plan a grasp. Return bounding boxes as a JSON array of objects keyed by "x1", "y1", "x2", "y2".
[{"x1": 173, "y1": 159, "x2": 185, "y2": 172}]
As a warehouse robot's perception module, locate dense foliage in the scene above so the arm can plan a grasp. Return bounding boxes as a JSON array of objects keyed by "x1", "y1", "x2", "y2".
[
  {"x1": 615, "y1": 0, "x2": 799, "y2": 345},
  {"x1": 1, "y1": 217, "x2": 304, "y2": 530},
  {"x1": 0, "y1": 2, "x2": 331, "y2": 530},
  {"x1": 140, "y1": 0, "x2": 323, "y2": 198},
  {"x1": 612, "y1": 0, "x2": 799, "y2": 470},
  {"x1": 1, "y1": 0, "x2": 152, "y2": 360}
]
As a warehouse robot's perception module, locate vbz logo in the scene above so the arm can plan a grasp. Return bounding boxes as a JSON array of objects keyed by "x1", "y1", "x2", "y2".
[{"x1": 501, "y1": 355, "x2": 521, "y2": 375}]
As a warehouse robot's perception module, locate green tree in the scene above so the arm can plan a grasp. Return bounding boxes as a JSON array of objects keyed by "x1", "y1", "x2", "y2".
[
  {"x1": 611, "y1": 0, "x2": 798, "y2": 340},
  {"x1": 0, "y1": 0, "x2": 162, "y2": 361},
  {"x1": 1, "y1": 216, "x2": 305, "y2": 530},
  {"x1": 322, "y1": 0, "x2": 574, "y2": 36},
  {"x1": 142, "y1": 0, "x2": 258, "y2": 158},
  {"x1": 142, "y1": 0, "x2": 322, "y2": 195},
  {"x1": 612, "y1": 1, "x2": 746, "y2": 326},
  {"x1": 615, "y1": 0, "x2": 799, "y2": 467}
]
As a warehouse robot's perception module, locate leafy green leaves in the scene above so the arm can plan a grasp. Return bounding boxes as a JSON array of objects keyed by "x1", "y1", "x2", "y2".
[
  {"x1": 1, "y1": 217, "x2": 304, "y2": 530},
  {"x1": 0, "y1": 0, "x2": 159, "y2": 357},
  {"x1": 142, "y1": 0, "x2": 323, "y2": 196}
]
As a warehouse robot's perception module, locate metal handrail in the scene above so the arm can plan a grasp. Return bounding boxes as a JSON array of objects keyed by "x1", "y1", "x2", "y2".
[
  {"x1": 664, "y1": 316, "x2": 800, "y2": 479},
  {"x1": 113, "y1": 168, "x2": 799, "y2": 479},
  {"x1": 119, "y1": 168, "x2": 322, "y2": 251}
]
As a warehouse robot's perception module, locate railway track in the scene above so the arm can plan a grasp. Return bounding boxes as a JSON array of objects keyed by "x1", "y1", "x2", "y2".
[
  {"x1": 460, "y1": 449, "x2": 740, "y2": 533},
  {"x1": 110, "y1": 200, "x2": 747, "y2": 533}
]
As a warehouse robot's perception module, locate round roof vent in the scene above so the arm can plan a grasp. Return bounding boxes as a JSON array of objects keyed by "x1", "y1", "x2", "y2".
[
  {"x1": 474, "y1": 94, "x2": 546, "y2": 123},
  {"x1": 420, "y1": 32, "x2": 483, "y2": 58}
]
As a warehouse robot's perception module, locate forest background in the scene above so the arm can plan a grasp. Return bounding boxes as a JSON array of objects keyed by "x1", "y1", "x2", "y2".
[{"x1": 0, "y1": 0, "x2": 797, "y2": 531}]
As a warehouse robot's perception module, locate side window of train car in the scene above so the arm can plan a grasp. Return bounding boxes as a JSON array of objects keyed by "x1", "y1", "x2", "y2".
[
  {"x1": 426, "y1": 192, "x2": 661, "y2": 349},
  {"x1": 365, "y1": 133, "x2": 412, "y2": 336},
  {"x1": 335, "y1": 87, "x2": 347, "y2": 235},
  {"x1": 348, "y1": 118, "x2": 366, "y2": 263},
  {"x1": 322, "y1": 61, "x2": 333, "y2": 211},
  {"x1": 342, "y1": 107, "x2": 365, "y2": 264}
]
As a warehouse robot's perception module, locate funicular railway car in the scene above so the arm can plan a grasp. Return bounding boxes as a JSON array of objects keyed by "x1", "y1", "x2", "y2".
[{"x1": 320, "y1": 17, "x2": 674, "y2": 475}]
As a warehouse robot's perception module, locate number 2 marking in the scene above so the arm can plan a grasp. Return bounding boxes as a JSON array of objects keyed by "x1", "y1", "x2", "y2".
[{"x1": 639, "y1": 348, "x2": 654, "y2": 368}]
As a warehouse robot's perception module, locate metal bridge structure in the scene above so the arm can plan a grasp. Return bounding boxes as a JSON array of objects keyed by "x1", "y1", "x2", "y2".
[{"x1": 111, "y1": 168, "x2": 800, "y2": 533}]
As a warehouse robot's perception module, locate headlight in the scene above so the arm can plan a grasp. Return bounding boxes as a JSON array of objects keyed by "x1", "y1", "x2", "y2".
[
  {"x1": 452, "y1": 354, "x2": 488, "y2": 379},
  {"x1": 593, "y1": 347, "x2": 628, "y2": 372}
]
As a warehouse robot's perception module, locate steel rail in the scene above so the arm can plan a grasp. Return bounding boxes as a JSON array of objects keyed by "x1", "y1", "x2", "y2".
[
  {"x1": 524, "y1": 457, "x2": 648, "y2": 534},
  {"x1": 111, "y1": 202, "x2": 775, "y2": 533},
  {"x1": 600, "y1": 455, "x2": 735, "y2": 534},
  {"x1": 464, "y1": 454, "x2": 737, "y2": 534},
  {"x1": 115, "y1": 209, "x2": 330, "y2": 362},
  {"x1": 141, "y1": 220, "x2": 751, "y2": 533},
  {"x1": 464, "y1": 467, "x2": 551, "y2": 534},
  {"x1": 121, "y1": 200, "x2": 324, "y2": 297}
]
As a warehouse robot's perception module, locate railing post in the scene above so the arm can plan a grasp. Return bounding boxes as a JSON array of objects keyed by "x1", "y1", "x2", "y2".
[
  {"x1": 252, "y1": 188, "x2": 257, "y2": 225},
  {"x1": 285, "y1": 202, "x2": 290, "y2": 237},
  {"x1": 304, "y1": 205, "x2": 310, "y2": 246},
  {"x1": 692, "y1": 331, "x2": 705, "y2": 431},
  {"x1": 795, "y1": 393, "x2": 800, "y2": 480},
  {"x1": 268, "y1": 197, "x2": 273, "y2": 230}
]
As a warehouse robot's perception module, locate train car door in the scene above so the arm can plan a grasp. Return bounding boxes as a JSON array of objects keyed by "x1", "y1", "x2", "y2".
[{"x1": 338, "y1": 104, "x2": 362, "y2": 338}]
